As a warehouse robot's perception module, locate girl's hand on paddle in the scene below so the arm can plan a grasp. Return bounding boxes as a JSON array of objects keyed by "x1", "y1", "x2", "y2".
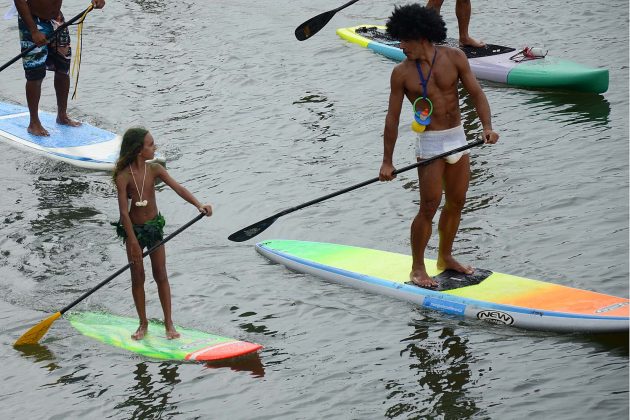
[
  {"x1": 483, "y1": 129, "x2": 499, "y2": 144},
  {"x1": 379, "y1": 162, "x2": 397, "y2": 181},
  {"x1": 92, "y1": 0, "x2": 106, "y2": 9},
  {"x1": 199, "y1": 204, "x2": 213, "y2": 217}
]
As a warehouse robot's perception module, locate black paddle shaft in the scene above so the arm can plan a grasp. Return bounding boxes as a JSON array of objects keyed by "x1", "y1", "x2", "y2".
[
  {"x1": 58, "y1": 213, "x2": 205, "y2": 315},
  {"x1": 279, "y1": 138, "x2": 483, "y2": 215},
  {"x1": 228, "y1": 138, "x2": 484, "y2": 242},
  {"x1": 0, "y1": 7, "x2": 91, "y2": 73},
  {"x1": 295, "y1": 0, "x2": 361, "y2": 41},
  {"x1": 332, "y1": 0, "x2": 361, "y2": 13}
]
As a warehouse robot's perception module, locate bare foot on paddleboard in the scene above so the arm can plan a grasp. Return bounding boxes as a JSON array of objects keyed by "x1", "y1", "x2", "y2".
[
  {"x1": 131, "y1": 324, "x2": 148, "y2": 340},
  {"x1": 459, "y1": 36, "x2": 485, "y2": 48},
  {"x1": 165, "y1": 325, "x2": 180, "y2": 340},
  {"x1": 437, "y1": 255, "x2": 474, "y2": 275},
  {"x1": 27, "y1": 122, "x2": 49, "y2": 136},
  {"x1": 56, "y1": 115, "x2": 82, "y2": 127},
  {"x1": 410, "y1": 268, "x2": 438, "y2": 289}
]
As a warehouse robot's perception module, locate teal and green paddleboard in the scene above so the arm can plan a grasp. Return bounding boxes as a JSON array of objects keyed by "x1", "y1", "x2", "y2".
[
  {"x1": 68, "y1": 312, "x2": 262, "y2": 361},
  {"x1": 337, "y1": 25, "x2": 609, "y2": 93}
]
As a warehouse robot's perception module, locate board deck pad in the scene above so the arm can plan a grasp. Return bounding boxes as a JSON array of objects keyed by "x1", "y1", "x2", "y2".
[
  {"x1": 407, "y1": 268, "x2": 493, "y2": 291},
  {"x1": 256, "y1": 240, "x2": 629, "y2": 333},
  {"x1": 337, "y1": 25, "x2": 609, "y2": 93},
  {"x1": 68, "y1": 312, "x2": 262, "y2": 362},
  {"x1": 355, "y1": 26, "x2": 516, "y2": 59}
]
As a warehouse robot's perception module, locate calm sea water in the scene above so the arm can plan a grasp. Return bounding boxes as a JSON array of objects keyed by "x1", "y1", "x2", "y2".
[{"x1": 0, "y1": 1, "x2": 628, "y2": 419}]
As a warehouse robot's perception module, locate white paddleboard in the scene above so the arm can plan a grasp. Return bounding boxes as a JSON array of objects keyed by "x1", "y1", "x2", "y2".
[{"x1": 0, "y1": 102, "x2": 164, "y2": 171}]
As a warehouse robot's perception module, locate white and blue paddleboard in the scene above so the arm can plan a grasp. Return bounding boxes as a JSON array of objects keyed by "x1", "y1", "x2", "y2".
[{"x1": 0, "y1": 102, "x2": 163, "y2": 171}]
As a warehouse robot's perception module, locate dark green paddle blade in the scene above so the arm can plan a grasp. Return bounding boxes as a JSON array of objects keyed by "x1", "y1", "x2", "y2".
[
  {"x1": 228, "y1": 216, "x2": 278, "y2": 242},
  {"x1": 295, "y1": 10, "x2": 336, "y2": 41}
]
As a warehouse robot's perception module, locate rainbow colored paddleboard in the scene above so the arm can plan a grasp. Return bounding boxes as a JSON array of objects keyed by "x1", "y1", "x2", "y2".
[
  {"x1": 336, "y1": 25, "x2": 609, "y2": 93},
  {"x1": 68, "y1": 312, "x2": 262, "y2": 361},
  {"x1": 256, "y1": 240, "x2": 629, "y2": 333}
]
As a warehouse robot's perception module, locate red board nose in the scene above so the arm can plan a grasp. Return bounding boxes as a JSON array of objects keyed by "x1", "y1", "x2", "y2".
[{"x1": 185, "y1": 341, "x2": 263, "y2": 361}]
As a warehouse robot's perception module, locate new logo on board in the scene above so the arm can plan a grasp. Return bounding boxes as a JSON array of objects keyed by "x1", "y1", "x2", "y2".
[{"x1": 477, "y1": 310, "x2": 514, "y2": 325}]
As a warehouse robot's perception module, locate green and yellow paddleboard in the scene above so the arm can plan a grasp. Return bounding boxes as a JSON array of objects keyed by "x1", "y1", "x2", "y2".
[{"x1": 68, "y1": 312, "x2": 262, "y2": 361}]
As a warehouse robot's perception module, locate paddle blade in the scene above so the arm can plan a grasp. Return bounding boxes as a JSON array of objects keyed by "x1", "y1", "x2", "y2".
[
  {"x1": 14, "y1": 312, "x2": 62, "y2": 346},
  {"x1": 295, "y1": 10, "x2": 336, "y2": 41},
  {"x1": 228, "y1": 217, "x2": 278, "y2": 242}
]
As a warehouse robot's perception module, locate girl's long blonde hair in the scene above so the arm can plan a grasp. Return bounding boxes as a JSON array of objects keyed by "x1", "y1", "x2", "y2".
[{"x1": 112, "y1": 127, "x2": 149, "y2": 182}]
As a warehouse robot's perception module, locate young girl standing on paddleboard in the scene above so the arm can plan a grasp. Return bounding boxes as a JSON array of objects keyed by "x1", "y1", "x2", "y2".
[{"x1": 112, "y1": 128, "x2": 212, "y2": 340}]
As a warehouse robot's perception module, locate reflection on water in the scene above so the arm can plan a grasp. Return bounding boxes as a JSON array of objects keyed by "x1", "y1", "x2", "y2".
[
  {"x1": 521, "y1": 91, "x2": 611, "y2": 126},
  {"x1": 384, "y1": 323, "x2": 480, "y2": 419},
  {"x1": 292, "y1": 93, "x2": 339, "y2": 143},
  {"x1": 205, "y1": 352, "x2": 265, "y2": 378},
  {"x1": 578, "y1": 332, "x2": 629, "y2": 356},
  {"x1": 115, "y1": 354, "x2": 264, "y2": 418},
  {"x1": 116, "y1": 362, "x2": 181, "y2": 419},
  {"x1": 231, "y1": 305, "x2": 279, "y2": 337},
  {"x1": 14, "y1": 342, "x2": 60, "y2": 372}
]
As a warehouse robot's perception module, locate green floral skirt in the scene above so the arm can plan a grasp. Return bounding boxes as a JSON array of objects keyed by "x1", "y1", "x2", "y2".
[{"x1": 112, "y1": 213, "x2": 165, "y2": 250}]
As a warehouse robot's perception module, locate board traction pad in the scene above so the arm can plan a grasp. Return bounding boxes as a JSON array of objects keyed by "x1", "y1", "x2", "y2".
[
  {"x1": 407, "y1": 268, "x2": 493, "y2": 291},
  {"x1": 355, "y1": 26, "x2": 516, "y2": 59}
]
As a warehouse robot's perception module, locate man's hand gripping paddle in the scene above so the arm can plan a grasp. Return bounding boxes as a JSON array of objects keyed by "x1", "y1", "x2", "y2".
[{"x1": 228, "y1": 138, "x2": 484, "y2": 242}]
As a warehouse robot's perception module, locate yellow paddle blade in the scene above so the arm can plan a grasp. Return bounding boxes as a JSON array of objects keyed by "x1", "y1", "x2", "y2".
[{"x1": 14, "y1": 312, "x2": 62, "y2": 346}]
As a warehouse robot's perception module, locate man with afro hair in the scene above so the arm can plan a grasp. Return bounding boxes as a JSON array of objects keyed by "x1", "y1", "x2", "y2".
[{"x1": 378, "y1": 4, "x2": 499, "y2": 289}]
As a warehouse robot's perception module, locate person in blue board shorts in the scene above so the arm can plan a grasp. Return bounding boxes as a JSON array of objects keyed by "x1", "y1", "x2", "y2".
[
  {"x1": 13, "y1": 0, "x2": 105, "y2": 136},
  {"x1": 378, "y1": 5, "x2": 498, "y2": 288}
]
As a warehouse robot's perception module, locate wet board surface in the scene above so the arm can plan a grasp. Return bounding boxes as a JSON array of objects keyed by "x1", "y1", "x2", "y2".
[
  {"x1": 336, "y1": 25, "x2": 609, "y2": 93},
  {"x1": 68, "y1": 311, "x2": 263, "y2": 361},
  {"x1": 256, "y1": 240, "x2": 629, "y2": 333}
]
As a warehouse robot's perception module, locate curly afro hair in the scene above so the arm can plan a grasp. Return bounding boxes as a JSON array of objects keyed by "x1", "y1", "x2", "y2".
[{"x1": 386, "y1": 4, "x2": 447, "y2": 43}]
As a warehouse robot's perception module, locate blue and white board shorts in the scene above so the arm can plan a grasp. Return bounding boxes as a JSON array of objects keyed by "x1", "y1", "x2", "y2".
[
  {"x1": 18, "y1": 12, "x2": 71, "y2": 81},
  {"x1": 415, "y1": 125, "x2": 469, "y2": 164}
]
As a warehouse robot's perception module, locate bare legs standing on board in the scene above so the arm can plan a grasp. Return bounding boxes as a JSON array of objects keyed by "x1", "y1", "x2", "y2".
[
  {"x1": 409, "y1": 156, "x2": 474, "y2": 288},
  {"x1": 427, "y1": 0, "x2": 486, "y2": 48}
]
